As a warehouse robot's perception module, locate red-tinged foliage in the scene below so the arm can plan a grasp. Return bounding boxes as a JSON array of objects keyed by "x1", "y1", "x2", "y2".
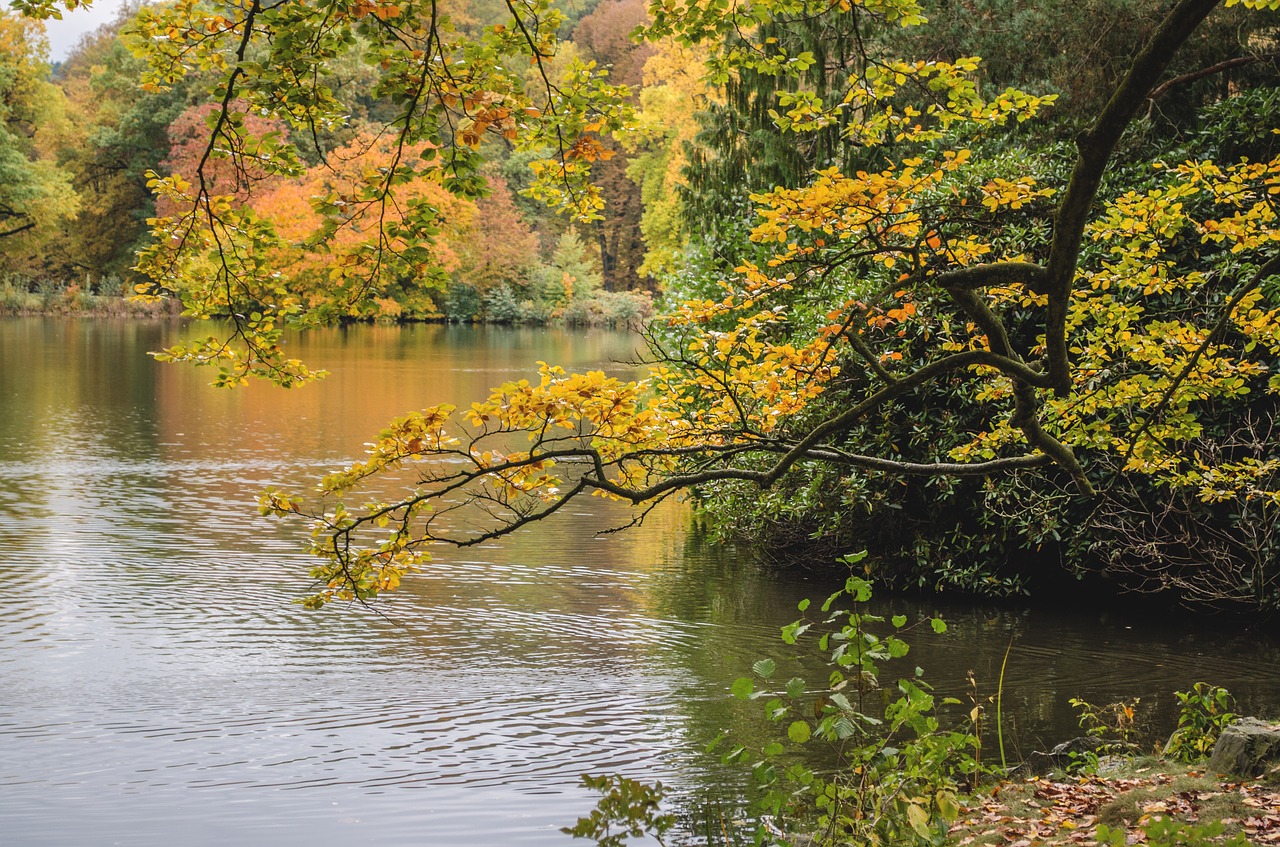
[
  {"x1": 250, "y1": 132, "x2": 477, "y2": 318},
  {"x1": 158, "y1": 101, "x2": 290, "y2": 217},
  {"x1": 572, "y1": 0, "x2": 653, "y2": 89},
  {"x1": 453, "y1": 173, "x2": 540, "y2": 294}
]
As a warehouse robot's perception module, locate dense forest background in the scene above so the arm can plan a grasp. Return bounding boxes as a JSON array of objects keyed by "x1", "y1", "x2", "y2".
[
  {"x1": 4, "y1": 0, "x2": 1280, "y2": 613},
  {"x1": 2, "y1": 0, "x2": 663, "y2": 323}
]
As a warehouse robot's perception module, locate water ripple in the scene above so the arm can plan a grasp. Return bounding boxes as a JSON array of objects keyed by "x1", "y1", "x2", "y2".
[{"x1": 4, "y1": 319, "x2": 1280, "y2": 847}]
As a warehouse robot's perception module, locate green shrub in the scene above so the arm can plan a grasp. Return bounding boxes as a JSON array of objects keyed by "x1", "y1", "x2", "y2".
[
  {"x1": 716, "y1": 553, "x2": 980, "y2": 846},
  {"x1": 481, "y1": 283, "x2": 527, "y2": 323},
  {"x1": 1164, "y1": 684, "x2": 1235, "y2": 763},
  {"x1": 566, "y1": 556, "x2": 980, "y2": 847}
]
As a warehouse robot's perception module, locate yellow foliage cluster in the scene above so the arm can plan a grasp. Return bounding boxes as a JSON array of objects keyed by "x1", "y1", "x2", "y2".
[
  {"x1": 951, "y1": 154, "x2": 1280, "y2": 504},
  {"x1": 830, "y1": 57, "x2": 1056, "y2": 146}
]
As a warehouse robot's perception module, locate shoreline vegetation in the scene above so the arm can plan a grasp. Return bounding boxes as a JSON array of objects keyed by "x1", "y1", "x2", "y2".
[
  {"x1": 669, "y1": 758, "x2": 1280, "y2": 846},
  {"x1": 0, "y1": 274, "x2": 652, "y2": 328},
  {"x1": 568, "y1": 574, "x2": 1280, "y2": 847},
  {"x1": 0, "y1": 275, "x2": 178, "y2": 318},
  {"x1": 574, "y1": 705, "x2": 1280, "y2": 847},
  {"x1": 947, "y1": 758, "x2": 1280, "y2": 847}
]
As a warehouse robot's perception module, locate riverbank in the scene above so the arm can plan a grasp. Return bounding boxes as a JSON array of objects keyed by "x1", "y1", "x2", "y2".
[
  {"x1": 949, "y1": 759, "x2": 1280, "y2": 846},
  {"x1": 0, "y1": 280, "x2": 179, "y2": 318},
  {"x1": 577, "y1": 753, "x2": 1280, "y2": 846}
]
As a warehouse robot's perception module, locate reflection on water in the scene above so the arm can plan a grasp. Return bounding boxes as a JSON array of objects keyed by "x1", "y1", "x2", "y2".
[{"x1": 0, "y1": 317, "x2": 1278, "y2": 846}]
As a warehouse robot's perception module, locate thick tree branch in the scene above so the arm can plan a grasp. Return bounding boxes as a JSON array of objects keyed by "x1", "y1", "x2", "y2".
[
  {"x1": 783, "y1": 448, "x2": 1054, "y2": 476},
  {"x1": 1044, "y1": 0, "x2": 1221, "y2": 395},
  {"x1": 571, "y1": 350, "x2": 1059, "y2": 505},
  {"x1": 1012, "y1": 382, "x2": 1093, "y2": 494},
  {"x1": 581, "y1": 449, "x2": 1055, "y2": 502},
  {"x1": 946, "y1": 287, "x2": 1021, "y2": 364},
  {"x1": 933, "y1": 262, "x2": 1048, "y2": 293},
  {"x1": 848, "y1": 330, "x2": 901, "y2": 384},
  {"x1": 0, "y1": 219, "x2": 36, "y2": 238},
  {"x1": 943, "y1": 286, "x2": 1088, "y2": 491}
]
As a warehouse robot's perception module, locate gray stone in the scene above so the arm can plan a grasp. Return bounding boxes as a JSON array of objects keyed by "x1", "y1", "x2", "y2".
[
  {"x1": 1207, "y1": 717, "x2": 1280, "y2": 777},
  {"x1": 1009, "y1": 736, "x2": 1117, "y2": 777}
]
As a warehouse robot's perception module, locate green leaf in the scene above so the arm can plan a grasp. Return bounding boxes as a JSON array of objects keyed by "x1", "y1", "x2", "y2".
[
  {"x1": 785, "y1": 677, "x2": 806, "y2": 698},
  {"x1": 797, "y1": 598, "x2": 810, "y2": 612},
  {"x1": 892, "y1": 614, "x2": 907, "y2": 628},
  {"x1": 731, "y1": 677, "x2": 754, "y2": 699},
  {"x1": 787, "y1": 720, "x2": 812, "y2": 744},
  {"x1": 906, "y1": 802, "x2": 931, "y2": 838},
  {"x1": 845, "y1": 576, "x2": 873, "y2": 602},
  {"x1": 937, "y1": 790, "x2": 960, "y2": 822},
  {"x1": 751, "y1": 761, "x2": 777, "y2": 786},
  {"x1": 752, "y1": 658, "x2": 777, "y2": 679},
  {"x1": 931, "y1": 617, "x2": 947, "y2": 634}
]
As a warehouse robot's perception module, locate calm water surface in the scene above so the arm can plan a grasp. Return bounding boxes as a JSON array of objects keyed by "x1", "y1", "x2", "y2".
[{"x1": 1, "y1": 317, "x2": 1278, "y2": 846}]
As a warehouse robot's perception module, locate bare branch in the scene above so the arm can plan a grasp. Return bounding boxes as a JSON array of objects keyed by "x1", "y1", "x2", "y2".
[
  {"x1": 1147, "y1": 54, "x2": 1262, "y2": 102},
  {"x1": 0, "y1": 219, "x2": 36, "y2": 238}
]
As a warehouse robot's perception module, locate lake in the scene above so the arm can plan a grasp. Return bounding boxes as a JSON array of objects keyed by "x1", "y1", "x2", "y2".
[{"x1": 1, "y1": 317, "x2": 1277, "y2": 846}]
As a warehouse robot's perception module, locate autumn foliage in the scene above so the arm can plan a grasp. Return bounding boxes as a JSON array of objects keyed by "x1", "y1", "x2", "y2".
[
  {"x1": 9, "y1": 0, "x2": 1280, "y2": 609},
  {"x1": 250, "y1": 132, "x2": 478, "y2": 319}
]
